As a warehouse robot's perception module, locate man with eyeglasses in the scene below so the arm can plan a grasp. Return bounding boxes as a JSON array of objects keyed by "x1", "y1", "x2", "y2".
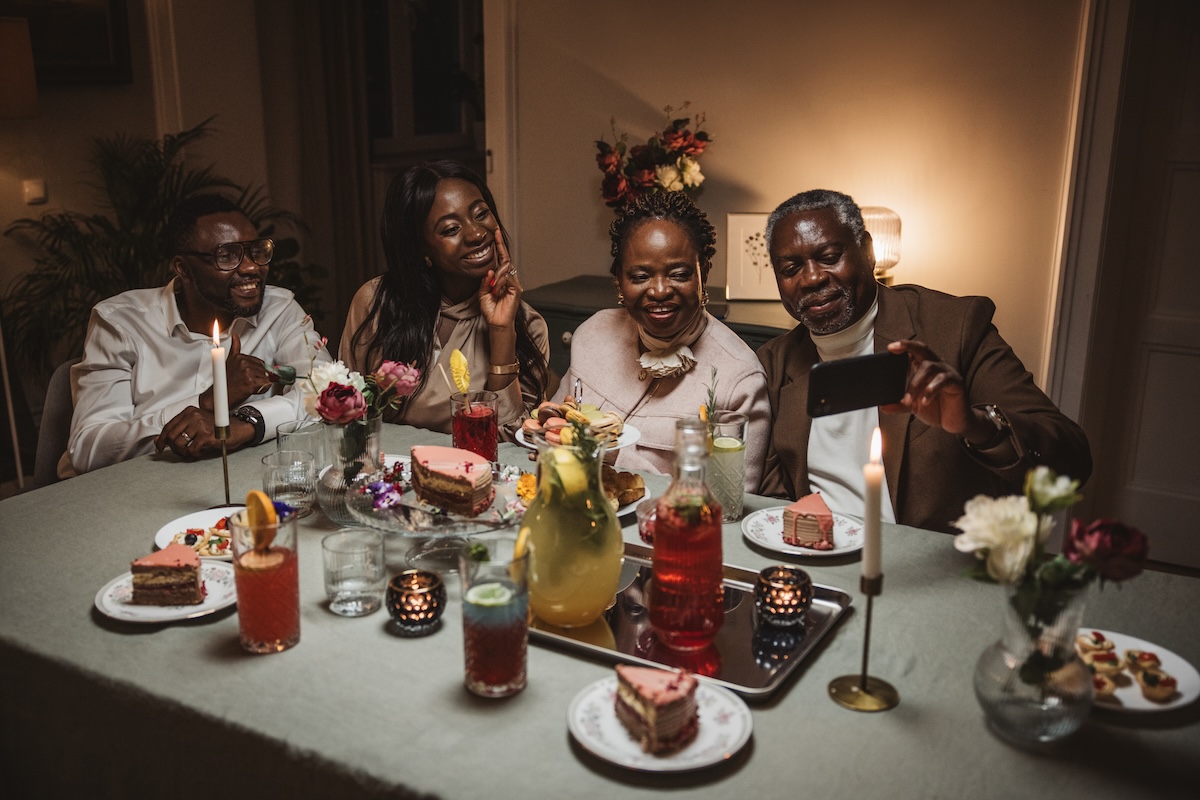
[{"x1": 62, "y1": 194, "x2": 331, "y2": 476}]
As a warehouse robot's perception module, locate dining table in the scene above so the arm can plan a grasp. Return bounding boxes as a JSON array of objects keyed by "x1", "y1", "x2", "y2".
[{"x1": 0, "y1": 423, "x2": 1196, "y2": 799}]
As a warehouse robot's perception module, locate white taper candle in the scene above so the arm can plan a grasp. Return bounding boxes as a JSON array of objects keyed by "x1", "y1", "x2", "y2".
[
  {"x1": 863, "y1": 427, "x2": 883, "y2": 579},
  {"x1": 211, "y1": 321, "x2": 229, "y2": 428}
]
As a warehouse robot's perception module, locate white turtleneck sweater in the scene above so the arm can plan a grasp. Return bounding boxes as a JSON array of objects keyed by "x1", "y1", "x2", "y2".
[{"x1": 807, "y1": 299, "x2": 897, "y2": 522}]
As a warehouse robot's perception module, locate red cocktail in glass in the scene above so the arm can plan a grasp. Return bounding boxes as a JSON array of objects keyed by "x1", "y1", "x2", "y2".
[
  {"x1": 230, "y1": 514, "x2": 301, "y2": 653},
  {"x1": 452, "y1": 391, "x2": 498, "y2": 461}
]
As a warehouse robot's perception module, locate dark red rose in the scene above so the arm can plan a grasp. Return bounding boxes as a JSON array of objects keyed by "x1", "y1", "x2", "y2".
[
  {"x1": 601, "y1": 172, "x2": 631, "y2": 206},
  {"x1": 595, "y1": 141, "x2": 621, "y2": 174},
  {"x1": 682, "y1": 131, "x2": 710, "y2": 155},
  {"x1": 1064, "y1": 519, "x2": 1149, "y2": 583},
  {"x1": 629, "y1": 167, "x2": 656, "y2": 188},
  {"x1": 317, "y1": 383, "x2": 367, "y2": 424},
  {"x1": 628, "y1": 144, "x2": 657, "y2": 170},
  {"x1": 662, "y1": 128, "x2": 695, "y2": 153}
]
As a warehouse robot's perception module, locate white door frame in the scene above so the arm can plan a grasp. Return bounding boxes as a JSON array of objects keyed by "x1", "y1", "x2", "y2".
[
  {"x1": 1045, "y1": 0, "x2": 1133, "y2": 418},
  {"x1": 483, "y1": 0, "x2": 519, "y2": 263}
]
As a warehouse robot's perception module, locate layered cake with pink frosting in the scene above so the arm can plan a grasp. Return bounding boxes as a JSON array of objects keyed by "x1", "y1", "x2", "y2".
[
  {"x1": 410, "y1": 445, "x2": 493, "y2": 516},
  {"x1": 614, "y1": 665, "x2": 699, "y2": 755},
  {"x1": 131, "y1": 542, "x2": 204, "y2": 605},
  {"x1": 782, "y1": 492, "x2": 834, "y2": 549}
]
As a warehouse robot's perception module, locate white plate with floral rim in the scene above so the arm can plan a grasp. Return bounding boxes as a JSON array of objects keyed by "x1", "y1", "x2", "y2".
[
  {"x1": 741, "y1": 506, "x2": 863, "y2": 557},
  {"x1": 1079, "y1": 628, "x2": 1200, "y2": 713},
  {"x1": 94, "y1": 561, "x2": 237, "y2": 623},
  {"x1": 153, "y1": 506, "x2": 244, "y2": 560},
  {"x1": 515, "y1": 424, "x2": 640, "y2": 452},
  {"x1": 567, "y1": 676, "x2": 752, "y2": 772}
]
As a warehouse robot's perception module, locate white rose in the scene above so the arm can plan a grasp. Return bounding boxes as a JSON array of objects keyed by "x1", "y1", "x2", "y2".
[
  {"x1": 953, "y1": 494, "x2": 1040, "y2": 584},
  {"x1": 655, "y1": 164, "x2": 684, "y2": 192},
  {"x1": 679, "y1": 156, "x2": 704, "y2": 188},
  {"x1": 1024, "y1": 466, "x2": 1080, "y2": 514}
]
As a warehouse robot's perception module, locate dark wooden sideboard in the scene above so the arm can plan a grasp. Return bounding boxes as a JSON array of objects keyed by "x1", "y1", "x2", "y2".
[{"x1": 523, "y1": 275, "x2": 799, "y2": 377}]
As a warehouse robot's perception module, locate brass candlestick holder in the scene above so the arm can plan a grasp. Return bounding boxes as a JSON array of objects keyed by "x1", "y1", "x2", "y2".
[
  {"x1": 829, "y1": 574, "x2": 899, "y2": 712},
  {"x1": 217, "y1": 425, "x2": 230, "y2": 506}
]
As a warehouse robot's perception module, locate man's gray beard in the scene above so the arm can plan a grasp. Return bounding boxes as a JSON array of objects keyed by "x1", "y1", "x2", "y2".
[{"x1": 796, "y1": 288, "x2": 853, "y2": 335}]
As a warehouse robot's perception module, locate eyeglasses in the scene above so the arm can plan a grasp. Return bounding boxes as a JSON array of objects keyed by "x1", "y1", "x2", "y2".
[{"x1": 177, "y1": 238, "x2": 274, "y2": 271}]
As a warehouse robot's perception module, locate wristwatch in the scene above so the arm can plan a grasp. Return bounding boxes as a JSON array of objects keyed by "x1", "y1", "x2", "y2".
[
  {"x1": 963, "y1": 402, "x2": 1028, "y2": 463},
  {"x1": 969, "y1": 404, "x2": 1011, "y2": 450},
  {"x1": 233, "y1": 405, "x2": 265, "y2": 446}
]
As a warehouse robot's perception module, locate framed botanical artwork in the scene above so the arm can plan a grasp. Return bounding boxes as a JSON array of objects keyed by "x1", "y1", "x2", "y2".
[
  {"x1": 0, "y1": 0, "x2": 131, "y2": 84},
  {"x1": 725, "y1": 213, "x2": 777, "y2": 300}
]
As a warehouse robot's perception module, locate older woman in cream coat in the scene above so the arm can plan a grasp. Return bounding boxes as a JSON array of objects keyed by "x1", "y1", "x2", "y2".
[{"x1": 558, "y1": 193, "x2": 769, "y2": 491}]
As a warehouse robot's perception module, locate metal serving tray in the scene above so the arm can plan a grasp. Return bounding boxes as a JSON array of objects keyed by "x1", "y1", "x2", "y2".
[{"x1": 529, "y1": 542, "x2": 853, "y2": 702}]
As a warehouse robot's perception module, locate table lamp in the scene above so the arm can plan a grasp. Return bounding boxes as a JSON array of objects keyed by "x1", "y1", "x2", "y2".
[{"x1": 861, "y1": 206, "x2": 900, "y2": 284}]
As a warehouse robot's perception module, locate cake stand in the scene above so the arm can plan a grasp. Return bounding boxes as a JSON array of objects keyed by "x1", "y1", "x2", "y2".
[{"x1": 345, "y1": 470, "x2": 522, "y2": 574}]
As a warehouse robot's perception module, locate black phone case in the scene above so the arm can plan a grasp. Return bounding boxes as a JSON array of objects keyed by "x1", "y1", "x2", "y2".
[{"x1": 806, "y1": 351, "x2": 908, "y2": 417}]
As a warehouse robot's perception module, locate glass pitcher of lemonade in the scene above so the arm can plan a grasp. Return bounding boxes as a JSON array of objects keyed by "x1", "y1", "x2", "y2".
[{"x1": 520, "y1": 425, "x2": 624, "y2": 627}]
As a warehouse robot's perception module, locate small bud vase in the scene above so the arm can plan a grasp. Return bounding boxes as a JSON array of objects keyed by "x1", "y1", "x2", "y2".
[{"x1": 317, "y1": 412, "x2": 383, "y2": 526}]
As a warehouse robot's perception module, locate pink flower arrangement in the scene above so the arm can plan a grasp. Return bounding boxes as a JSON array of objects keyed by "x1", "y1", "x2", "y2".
[
  {"x1": 303, "y1": 359, "x2": 421, "y2": 425},
  {"x1": 595, "y1": 103, "x2": 711, "y2": 208}
]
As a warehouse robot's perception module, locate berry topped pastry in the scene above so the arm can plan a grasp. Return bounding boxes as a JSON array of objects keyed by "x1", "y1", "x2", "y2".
[
  {"x1": 1124, "y1": 649, "x2": 1162, "y2": 674},
  {"x1": 1136, "y1": 669, "x2": 1178, "y2": 703},
  {"x1": 1075, "y1": 630, "x2": 1114, "y2": 653},
  {"x1": 1082, "y1": 650, "x2": 1123, "y2": 676}
]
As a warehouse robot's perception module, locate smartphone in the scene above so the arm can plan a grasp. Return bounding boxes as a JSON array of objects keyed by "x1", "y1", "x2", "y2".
[{"x1": 806, "y1": 351, "x2": 908, "y2": 417}]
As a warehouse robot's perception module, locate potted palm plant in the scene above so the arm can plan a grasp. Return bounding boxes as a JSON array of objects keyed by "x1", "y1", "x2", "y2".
[{"x1": 3, "y1": 117, "x2": 326, "y2": 374}]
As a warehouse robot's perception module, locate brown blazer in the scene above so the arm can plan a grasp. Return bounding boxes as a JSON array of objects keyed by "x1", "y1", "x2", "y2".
[{"x1": 757, "y1": 284, "x2": 1092, "y2": 533}]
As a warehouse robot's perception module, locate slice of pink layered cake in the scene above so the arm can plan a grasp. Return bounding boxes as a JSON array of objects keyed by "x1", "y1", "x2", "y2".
[{"x1": 782, "y1": 492, "x2": 834, "y2": 550}]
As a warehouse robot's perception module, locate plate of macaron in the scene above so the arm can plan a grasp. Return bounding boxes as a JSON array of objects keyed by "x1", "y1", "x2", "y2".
[
  {"x1": 1076, "y1": 628, "x2": 1199, "y2": 712},
  {"x1": 517, "y1": 399, "x2": 639, "y2": 451}
]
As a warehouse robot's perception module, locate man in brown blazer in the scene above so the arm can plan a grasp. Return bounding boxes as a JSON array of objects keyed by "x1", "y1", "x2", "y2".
[{"x1": 757, "y1": 189, "x2": 1091, "y2": 533}]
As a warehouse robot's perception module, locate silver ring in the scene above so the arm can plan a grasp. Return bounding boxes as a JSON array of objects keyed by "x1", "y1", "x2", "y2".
[{"x1": 180, "y1": 432, "x2": 193, "y2": 444}]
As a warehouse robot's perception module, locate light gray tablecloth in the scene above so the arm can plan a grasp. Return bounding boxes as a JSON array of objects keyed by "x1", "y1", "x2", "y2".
[{"x1": 1, "y1": 425, "x2": 1196, "y2": 799}]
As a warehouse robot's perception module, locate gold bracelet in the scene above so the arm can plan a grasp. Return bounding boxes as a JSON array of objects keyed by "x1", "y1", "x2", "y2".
[{"x1": 488, "y1": 361, "x2": 520, "y2": 375}]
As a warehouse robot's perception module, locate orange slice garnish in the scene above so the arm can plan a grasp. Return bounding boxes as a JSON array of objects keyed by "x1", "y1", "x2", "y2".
[{"x1": 244, "y1": 490, "x2": 277, "y2": 552}]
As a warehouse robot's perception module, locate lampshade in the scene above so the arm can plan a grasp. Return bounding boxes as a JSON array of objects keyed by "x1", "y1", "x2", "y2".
[
  {"x1": 861, "y1": 206, "x2": 901, "y2": 281},
  {"x1": 0, "y1": 17, "x2": 38, "y2": 119}
]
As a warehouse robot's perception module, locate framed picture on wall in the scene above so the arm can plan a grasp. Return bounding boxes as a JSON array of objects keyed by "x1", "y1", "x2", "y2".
[
  {"x1": 0, "y1": 0, "x2": 132, "y2": 84},
  {"x1": 726, "y1": 213, "x2": 778, "y2": 300}
]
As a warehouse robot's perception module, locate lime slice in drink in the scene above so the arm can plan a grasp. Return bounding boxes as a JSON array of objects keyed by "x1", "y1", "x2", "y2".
[
  {"x1": 712, "y1": 436, "x2": 745, "y2": 452},
  {"x1": 465, "y1": 583, "x2": 514, "y2": 607}
]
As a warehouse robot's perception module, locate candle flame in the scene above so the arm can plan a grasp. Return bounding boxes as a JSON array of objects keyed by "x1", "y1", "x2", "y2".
[
  {"x1": 870, "y1": 427, "x2": 882, "y2": 464},
  {"x1": 212, "y1": 321, "x2": 221, "y2": 346}
]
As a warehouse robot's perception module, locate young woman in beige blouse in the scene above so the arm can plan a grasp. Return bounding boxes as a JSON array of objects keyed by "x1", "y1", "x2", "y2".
[{"x1": 340, "y1": 161, "x2": 551, "y2": 437}]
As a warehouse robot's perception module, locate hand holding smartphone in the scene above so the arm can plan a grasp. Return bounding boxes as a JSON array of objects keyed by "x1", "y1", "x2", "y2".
[{"x1": 806, "y1": 351, "x2": 908, "y2": 417}]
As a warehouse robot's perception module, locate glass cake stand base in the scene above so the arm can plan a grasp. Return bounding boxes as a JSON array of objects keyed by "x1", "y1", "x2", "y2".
[{"x1": 405, "y1": 536, "x2": 469, "y2": 575}]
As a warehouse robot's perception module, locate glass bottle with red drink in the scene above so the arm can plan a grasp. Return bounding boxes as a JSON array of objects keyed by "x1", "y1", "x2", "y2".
[{"x1": 649, "y1": 418, "x2": 724, "y2": 651}]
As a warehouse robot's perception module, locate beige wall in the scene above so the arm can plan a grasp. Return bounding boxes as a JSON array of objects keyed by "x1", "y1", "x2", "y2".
[{"x1": 506, "y1": 0, "x2": 1086, "y2": 373}]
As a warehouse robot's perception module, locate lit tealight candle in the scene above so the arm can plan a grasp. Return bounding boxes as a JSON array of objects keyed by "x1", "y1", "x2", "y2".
[
  {"x1": 211, "y1": 321, "x2": 229, "y2": 428},
  {"x1": 863, "y1": 427, "x2": 883, "y2": 579}
]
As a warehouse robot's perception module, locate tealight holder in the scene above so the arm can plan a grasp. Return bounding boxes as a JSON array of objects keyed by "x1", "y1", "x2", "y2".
[
  {"x1": 754, "y1": 565, "x2": 813, "y2": 628},
  {"x1": 385, "y1": 569, "x2": 446, "y2": 637}
]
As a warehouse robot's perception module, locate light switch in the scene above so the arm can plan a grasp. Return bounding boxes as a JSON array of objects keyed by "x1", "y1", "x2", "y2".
[{"x1": 22, "y1": 178, "x2": 46, "y2": 205}]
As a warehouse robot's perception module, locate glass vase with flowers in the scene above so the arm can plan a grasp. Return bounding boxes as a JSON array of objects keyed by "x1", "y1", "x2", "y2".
[
  {"x1": 299, "y1": 359, "x2": 421, "y2": 525},
  {"x1": 955, "y1": 467, "x2": 1149, "y2": 747}
]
